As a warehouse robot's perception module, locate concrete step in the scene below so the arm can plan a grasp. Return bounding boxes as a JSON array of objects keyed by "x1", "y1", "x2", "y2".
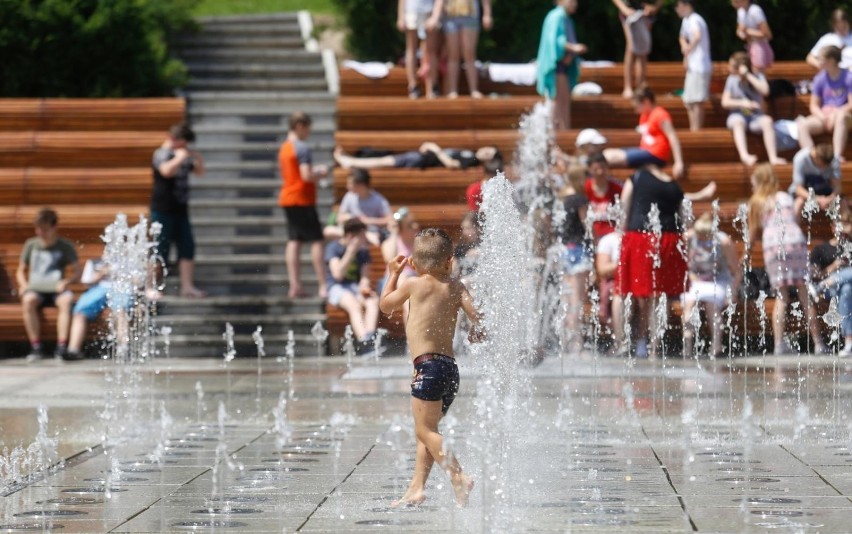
[
  {"x1": 186, "y1": 78, "x2": 327, "y2": 92},
  {"x1": 187, "y1": 113, "x2": 337, "y2": 135},
  {"x1": 157, "y1": 295, "x2": 323, "y2": 316},
  {"x1": 176, "y1": 35, "x2": 305, "y2": 49},
  {"x1": 149, "y1": 334, "x2": 321, "y2": 358},
  {"x1": 190, "y1": 178, "x2": 278, "y2": 190},
  {"x1": 151, "y1": 314, "x2": 326, "y2": 338},
  {"x1": 184, "y1": 62, "x2": 323, "y2": 78},
  {"x1": 162, "y1": 273, "x2": 320, "y2": 298},
  {"x1": 199, "y1": 160, "x2": 331, "y2": 180},
  {"x1": 180, "y1": 49, "x2": 321, "y2": 63},
  {"x1": 194, "y1": 22, "x2": 302, "y2": 36},
  {"x1": 196, "y1": 12, "x2": 301, "y2": 24},
  {"x1": 195, "y1": 234, "x2": 284, "y2": 246},
  {"x1": 190, "y1": 140, "x2": 333, "y2": 160}
]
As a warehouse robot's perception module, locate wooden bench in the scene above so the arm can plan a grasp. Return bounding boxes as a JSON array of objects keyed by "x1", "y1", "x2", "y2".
[
  {"x1": 336, "y1": 128, "x2": 835, "y2": 166},
  {"x1": 0, "y1": 168, "x2": 152, "y2": 206},
  {"x1": 0, "y1": 205, "x2": 149, "y2": 243},
  {"x1": 0, "y1": 98, "x2": 185, "y2": 131},
  {"x1": 338, "y1": 94, "x2": 808, "y2": 131},
  {"x1": 0, "y1": 131, "x2": 165, "y2": 168},
  {"x1": 334, "y1": 162, "x2": 852, "y2": 208},
  {"x1": 339, "y1": 61, "x2": 816, "y2": 98}
]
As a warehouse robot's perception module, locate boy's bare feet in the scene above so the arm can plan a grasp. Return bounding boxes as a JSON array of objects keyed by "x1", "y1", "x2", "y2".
[
  {"x1": 390, "y1": 489, "x2": 426, "y2": 508},
  {"x1": 741, "y1": 154, "x2": 758, "y2": 167},
  {"x1": 317, "y1": 286, "x2": 328, "y2": 300},
  {"x1": 470, "y1": 90, "x2": 483, "y2": 99},
  {"x1": 289, "y1": 285, "x2": 307, "y2": 298},
  {"x1": 622, "y1": 88, "x2": 634, "y2": 99},
  {"x1": 769, "y1": 157, "x2": 787, "y2": 166},
  {"x1": 451, "y1": 473, "x2": 474, "y2": 507}
]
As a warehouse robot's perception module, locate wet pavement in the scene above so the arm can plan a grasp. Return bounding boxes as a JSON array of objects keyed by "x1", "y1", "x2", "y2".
[{"x1": 2, "y1": 353, "x2": 852, "y2": 532}]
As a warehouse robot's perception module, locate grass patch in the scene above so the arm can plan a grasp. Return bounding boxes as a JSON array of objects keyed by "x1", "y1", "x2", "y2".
[{"x1": 193, "y1": 0, "x2": 338, "y2": 17}]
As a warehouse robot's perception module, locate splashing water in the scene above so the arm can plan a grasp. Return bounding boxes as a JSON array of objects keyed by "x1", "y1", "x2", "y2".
[
  {"x1": 253, "y1": 326, "x2": 265, "y2": 418},
  {"x1": 311, "y1": 321, "x2": 328, "y2": 358}
]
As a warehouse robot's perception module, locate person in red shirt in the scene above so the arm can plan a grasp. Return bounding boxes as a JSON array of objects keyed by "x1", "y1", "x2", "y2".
[
  {"x1": 604, "y1": 87, "x2": 685, "y2": 179},
  {"x1": 279, "y1": 112, "x2": 329, "y2": 298},
  {"x1": 465, "y1": 150, "x2": 504, "y2": 211},
  {"x1": 583, "y1": 152, "x2": 623, "y2": 241}
]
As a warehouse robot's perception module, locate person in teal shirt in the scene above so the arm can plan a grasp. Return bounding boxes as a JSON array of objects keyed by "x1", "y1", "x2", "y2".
[{"x1": 536, "y1": 0, "x2": 586, "y2": 130}]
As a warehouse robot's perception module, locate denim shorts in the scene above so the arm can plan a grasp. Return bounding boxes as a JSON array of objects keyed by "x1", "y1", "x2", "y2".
[
  {"x1": 624, "y1": 148, "x2": 667, "y2": 168},
  {"x1": 444, "y1": 16, "x2": 479, "y2": 33},
  {"x1": 73, "y1": 285, "x2": 133, "y2": 320},
  {"x1": 411, "y1": 354, "x2": 460, "y2": 414},
  {"x1": 562, "y1": 243, "x2": 593, "y2": 275},
  {"x1": 327, "y1": 282, "x2": 359, "y2": 307}
]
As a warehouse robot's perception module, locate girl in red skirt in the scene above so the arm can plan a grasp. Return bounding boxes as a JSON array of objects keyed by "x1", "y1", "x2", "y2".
[{"x1": 616, "y1": 165, "x2": 687, "y2": 358}]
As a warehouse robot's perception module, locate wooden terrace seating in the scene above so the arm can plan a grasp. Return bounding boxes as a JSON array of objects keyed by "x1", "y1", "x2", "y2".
[{"x1": 0, "y1": 98, "x2": 184, "y2": 355}]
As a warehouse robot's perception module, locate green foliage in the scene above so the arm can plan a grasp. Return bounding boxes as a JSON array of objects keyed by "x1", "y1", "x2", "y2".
[
  {"x1": 334, "y1": 0, "x2": 851, "y2": 65},
  {"x1": 0, "y1": 0, "x2": 197, "y2": 97}
]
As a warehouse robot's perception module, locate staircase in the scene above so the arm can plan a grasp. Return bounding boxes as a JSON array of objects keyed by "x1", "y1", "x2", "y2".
[{"x1": 156, "y1": 11, "x2": 336, "y2": 357}]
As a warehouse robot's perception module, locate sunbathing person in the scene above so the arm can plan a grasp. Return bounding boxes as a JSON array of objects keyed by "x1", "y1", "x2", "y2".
[{"x1": 334, "y1": 144, "x2": 501, "y2": 171}]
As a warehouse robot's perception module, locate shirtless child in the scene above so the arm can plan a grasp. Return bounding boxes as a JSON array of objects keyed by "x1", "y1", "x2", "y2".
[{"x1": 380, "y1": 228, "x2": 484, "y2": 508}]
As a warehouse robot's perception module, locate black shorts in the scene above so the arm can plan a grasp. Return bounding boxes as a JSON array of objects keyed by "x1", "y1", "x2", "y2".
[
  {"x1": 411, "y1": 354, "x2": 460, "y2": 415},
  {"x1": 24, "y1": 290, "x2": 71, "y2": 309},
  {"x1": 283, "y1": 206, "x2": 323, "y2": 242}
]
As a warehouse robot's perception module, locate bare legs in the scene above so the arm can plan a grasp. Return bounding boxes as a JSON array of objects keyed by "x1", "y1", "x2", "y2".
[
  {"x1": 22, "y1": 292, "x2": 71, "y2": 346},
  {"x1": 333, "y1": 148, "x2": 397, "y2": 170},
  {"x1": 620, "y1": 32, "x2": 648, "y2": 99},
  {"x1": 730, "y1": 115, "x2": 786, "y2": 166},
  {"x1": 563, "y1": 271, "x2": 588, "y2": 352},
  {"x1": 393, "y1": 398, "x2": 473, "y2": 508},
  {"x1": 404, "y1": 30, "x2": 420, "y2": 97},
  {"x1": 797, "y1": 112, "x2": 851, "y2": 160},
  {"x1": 685, "y1": 102, "x2": 705, "y2": 132},
  {"x1": 682, "y1": 300, "x2": 723, "y2": 358},
  {"x1": 179, "y1": 259, "x2": 205, "y2": 298},
  {"x1": 286, "y1": 240, "x2": 328, "y2": 299},
  {"x1": 553, "y1": 73, "x2": 571, "y2": 131},
  {"x1": 336, "y1": 291, "x2": 379, "y2": 341},
  {"x1": 772, "y1": 283, "x2": 822, "y2": 353},
  {"x1": 445, "y1": 27, "x2": 481, "y2": 99}
]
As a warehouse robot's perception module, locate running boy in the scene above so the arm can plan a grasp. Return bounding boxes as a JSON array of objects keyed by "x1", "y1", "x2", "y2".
[{"x1": 380, "y1": 227, "x2": 483, "y2": 507}]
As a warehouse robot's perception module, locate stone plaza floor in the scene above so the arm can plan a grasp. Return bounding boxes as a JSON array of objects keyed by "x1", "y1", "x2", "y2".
[{"x1": 2, "y1": 353, "x2": 852, "y2": 532}]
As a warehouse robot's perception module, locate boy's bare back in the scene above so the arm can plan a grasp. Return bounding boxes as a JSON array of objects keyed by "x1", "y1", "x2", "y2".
[{"x1": 402, "y1": 274, "x2": 472, "y2": 358}]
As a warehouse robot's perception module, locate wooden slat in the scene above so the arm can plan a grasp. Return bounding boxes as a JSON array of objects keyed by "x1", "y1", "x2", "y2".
[
  {"x1": 0, "y1": 98, "x2": 185, "y2": 131},
  {"x1": 339, "y1": 61, "x2": 816, "y2": 97}
]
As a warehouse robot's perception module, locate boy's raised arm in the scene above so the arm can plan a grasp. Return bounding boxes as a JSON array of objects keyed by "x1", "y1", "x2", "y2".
[
  {"x1": 459, "y1": 284, "x2": 485, "y2": 343},
  {"x1": 380, "y1": 255, "x2": 411, "y2": 314}
]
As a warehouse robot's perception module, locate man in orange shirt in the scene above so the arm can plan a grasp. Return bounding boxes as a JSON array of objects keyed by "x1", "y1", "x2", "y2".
[
  {"x1": 279, "y1": 112, "x2": 329, "y2": 298},
  {"x1": 603, "y1": 87, "x2": 685, "y2": 180}
]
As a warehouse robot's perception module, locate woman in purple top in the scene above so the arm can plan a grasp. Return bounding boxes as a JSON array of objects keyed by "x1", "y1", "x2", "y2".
[{"x1": 797, "y1": 45, "x2": 852, "y2": 160}]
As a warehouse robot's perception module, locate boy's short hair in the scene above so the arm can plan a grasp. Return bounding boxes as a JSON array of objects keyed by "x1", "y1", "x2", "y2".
[
  {"x1": 348, "y1": 168, "x2": 371, "y2": 186},
  {"x1": 814, "y1": 143, "x2": 835, "y2": 165},
  {"x1": 289, "y1": 111, "x2": 312, "y2": 131},
  {"x1": 676, "y1": 0, "x2": 694, "y2": 7},
  {"x1": 413, "y1": 228, "x2": 454, "y2": 270},
  {"x1": 34, "y1": 207, "x2": 58, "y2": 227},
  {"x1": 169, "y1": 123, "x2": 196, "y2": 143},
  {"x1": 587, "y1": 151, "x2": 608, "y2": 167},
  {"x1": 343, "y1": 218, "x2": 367, "y2": 236},
  {"x1": 632, "y1": 86, "x2": 656, "y2": 105},
  {"x1": 822, "y1": 45, "x2": 842, "y2": 63}
]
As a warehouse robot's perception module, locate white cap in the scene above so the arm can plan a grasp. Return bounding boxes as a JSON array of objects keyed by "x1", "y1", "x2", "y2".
[{"x1": 575, "y1": 128, "x2": 608, "y2": 147}]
